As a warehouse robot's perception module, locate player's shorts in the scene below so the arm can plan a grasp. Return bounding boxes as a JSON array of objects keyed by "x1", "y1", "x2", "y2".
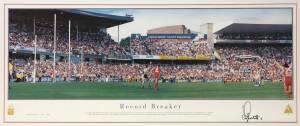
[
  {"x1": 284, "y1": 76, "x2": 292, "y2": 90},
  {"x1": 143, "y1": 74, "x2": 148, "y2": 79},
  {"x1": 154, "y1": 73, "x2": 160, "y2": 78}
]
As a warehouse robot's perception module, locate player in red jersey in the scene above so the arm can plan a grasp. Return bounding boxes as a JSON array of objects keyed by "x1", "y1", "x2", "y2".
[
  {"x1": 275, "y1": 61, "x2": 293, "y2": 99},
  {"x1": 153, "y1": 65, "x2": 161, "y2": 92}
]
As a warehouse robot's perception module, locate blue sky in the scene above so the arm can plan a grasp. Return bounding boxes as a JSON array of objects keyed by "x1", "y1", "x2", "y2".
[{"x1": 82, "y1": 8, "x2": 292, "y2": 41}]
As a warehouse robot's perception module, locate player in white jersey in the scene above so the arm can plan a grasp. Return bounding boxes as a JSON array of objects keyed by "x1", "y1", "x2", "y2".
[{"x1": 253, "y1": 69, "x2": 262, "y2": 87}]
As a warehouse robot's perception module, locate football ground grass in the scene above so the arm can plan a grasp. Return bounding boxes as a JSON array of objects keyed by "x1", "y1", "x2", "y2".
[{"x1": 8, "y1": 81, "x2": 288, "y2": 100}]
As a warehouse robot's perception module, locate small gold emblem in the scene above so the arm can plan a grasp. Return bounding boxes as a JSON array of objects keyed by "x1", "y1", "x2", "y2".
[
  {"x1": 284, "y1": 104, "x2": 293, "y2": 114},
  {"x1": 8, "y1": 104, "x2": 15, "y2": 116}
]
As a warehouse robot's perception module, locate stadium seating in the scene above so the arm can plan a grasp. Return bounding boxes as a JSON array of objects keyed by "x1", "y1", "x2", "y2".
[
  {"x1": 8, "y1": 21, "x2": 292, "y2": 83},
  {"x1": 131, "y1": 38, "x2": 211, "y2": 56}
]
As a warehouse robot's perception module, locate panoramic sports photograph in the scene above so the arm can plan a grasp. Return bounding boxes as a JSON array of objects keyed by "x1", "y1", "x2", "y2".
[{"x1": 8, "y1": 8, "x2": 293, "y2": 100}]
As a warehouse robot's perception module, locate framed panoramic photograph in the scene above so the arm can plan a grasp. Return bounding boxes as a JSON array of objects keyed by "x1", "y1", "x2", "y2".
[{"x1": 0, "y1": 0, "x2": 299, "y2": 126}]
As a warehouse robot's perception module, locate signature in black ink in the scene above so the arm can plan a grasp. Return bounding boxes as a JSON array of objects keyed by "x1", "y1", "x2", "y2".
[{"x1": 241, "y1": 101, "x2": 263, "y2": 122}]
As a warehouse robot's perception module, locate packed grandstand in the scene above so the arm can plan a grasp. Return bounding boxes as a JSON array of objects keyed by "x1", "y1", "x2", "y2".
[{"x1": 9, "y1": 9, "x2": 292, "y2": 84}]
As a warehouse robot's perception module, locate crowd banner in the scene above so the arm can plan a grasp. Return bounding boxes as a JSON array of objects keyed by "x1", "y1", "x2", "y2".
[
  {"x1": 195, "y1": 55, "x2": 210, "y2": 60},
  {"x1": 159, "y1": 55, "x2": 176, "y2": 60},
  {"x1": 132, "y1": 55, "x2": 160, "y2": 60},
  {"x1": 147, "y1": 34, "x2": 197, "y2": 39},
  {"x1": 177, "y1": 56, "x2": 194, "y2": 60}
]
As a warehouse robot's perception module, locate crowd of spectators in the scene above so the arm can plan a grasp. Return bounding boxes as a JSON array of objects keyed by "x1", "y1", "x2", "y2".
[
  {"x1": 9, "y1": 21, "x2": 129, "y2": 57},
  {"x1": 131, "y1": 38, "x2": 211, "y2": 57},
  {"x1": 216, "y1": 33, "x2": 292, "y2": 40},
  {"x1": 214, "y1": 45, "x2": 292, "y2": 82},
  {"x1": 10, "y1": 43, "x2": 292, "y2": 83},
  {"x1": 10, "y1": 58, "x2": 221, "y2": 82},
  {"x1": 8, "y1": 21, "x2": 293, "y2": 83},
  {"x1": 10, "y1": 47, "x2": 292, "y2": 84}
]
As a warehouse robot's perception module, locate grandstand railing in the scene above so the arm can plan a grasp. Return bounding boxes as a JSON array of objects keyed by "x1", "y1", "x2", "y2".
[
  {"x1": 9, "y1": 46, "x2": 51, "y2": 55},
  {"x1": 105, "y1": 54, "x2": 132, "y2": 60},
  {"x1": 215, "y1": 39, "x2": 292, "y2": 43},
  {"x1": 132, "y1": 55, "x2": 211, "y2": 61}
]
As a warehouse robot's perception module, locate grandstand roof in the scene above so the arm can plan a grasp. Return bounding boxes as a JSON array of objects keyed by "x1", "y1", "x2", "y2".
[
  {"x1": 61, "y1": 9, "x2": 133, "y2": 23},
  {"x1": 9, "y1": 9, "x2": 133, "y2": 28},
  {"x1": 214, "y1": 23, "x2": 292, "y2": 34}
]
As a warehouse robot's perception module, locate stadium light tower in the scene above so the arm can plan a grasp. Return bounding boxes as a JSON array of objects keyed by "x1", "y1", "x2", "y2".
[
  {"x1": 80, "y1": 46, "x2": 83, "y2": 82},
  {"x1": 68, "y1": 20, "x2": 71, "y2": 82},
  {"x1": 33, "y1": 35, "x2": 37, "y2": 83},
  {"x1": 53, "y1": 14, "x2": 57, "y2": 83}
]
